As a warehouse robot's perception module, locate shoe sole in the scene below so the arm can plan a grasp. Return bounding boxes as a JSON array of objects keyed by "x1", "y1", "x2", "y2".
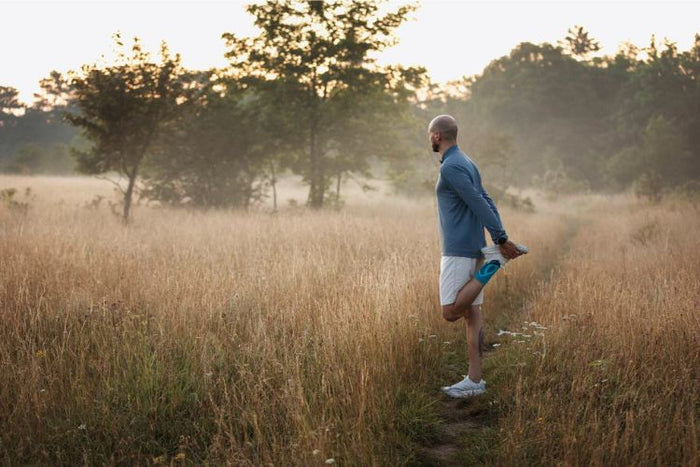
[
  {"x1": 481, "y1": 244, "x2": 529, "y2": 266},
  {"x1": 442, "y1": 388, "x2": 486, "y2": 398}
]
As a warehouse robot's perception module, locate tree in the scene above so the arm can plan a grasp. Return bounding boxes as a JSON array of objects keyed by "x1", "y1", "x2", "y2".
[
  {"x1": 222, "y1": 0, "x2": 424, "y2": 208},
  {"x1": 562, "y1": 25, "x2": 601, "y2": 60},
  {"x1": 142, "y1": 71, "x2": 269, "y2": 209},
  {"x1": 461, "y1": 41, "x2": 610, "y2": 185},
  {"x1": 0, "y1": 86, "x2": 22, "y2": 114},
  {"x1": 426, "y1": 29, "x2": 700, "y2": 194},
  {"x1": 0, "y1": 86, "x2": 22, "y2": 158},
  {"x1": 5, "y1": 142, "x2": 74, "y2": 174},
  {"x1": 633, "y1": 171, "x2": 663, "y2": 203},
  {"x1": 1, "y1": 77, "x2": 80, "y2": 166},
  {"x1": 65, "y1": 34, "x2": 184, "y2": 222},
  {"x1": 9, "y1": 143, "x2": 45, "y2": 174},
  {"x1": 33, "y1": 71, "x2": 75, "y2": 111},
  {"x1": 471, "y1": 129, "x2": 512, "y2": 187},
  {"x1": 610, "y1": 35, "x2": 699, "y2": 185},
  {"x1": 639, "y1": 115, "x2": 690, "y2": 184}
]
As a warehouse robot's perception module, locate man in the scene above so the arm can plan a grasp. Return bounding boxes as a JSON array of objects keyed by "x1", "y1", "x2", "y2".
[{"x1": 429, "y1": 114, "x2": 527, "y2": 398}]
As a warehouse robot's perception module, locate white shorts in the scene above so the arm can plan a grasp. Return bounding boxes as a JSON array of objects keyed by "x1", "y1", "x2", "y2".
[{"x1": 439, "y1": 256, "x2": 484, "y2": 306}]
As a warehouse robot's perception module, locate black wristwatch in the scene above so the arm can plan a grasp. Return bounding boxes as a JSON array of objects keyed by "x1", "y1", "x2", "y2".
[{"x1": 496, "y1": 236, "x2": 508, "y2": 245}]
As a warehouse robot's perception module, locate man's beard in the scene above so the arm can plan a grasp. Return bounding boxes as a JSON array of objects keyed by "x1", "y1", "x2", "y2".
[{"x1": 431, "y1": 142, "x2": 439, "y2": 152}]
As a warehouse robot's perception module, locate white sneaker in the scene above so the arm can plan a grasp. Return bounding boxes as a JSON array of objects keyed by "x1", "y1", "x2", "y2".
[
  {"x1": 481, "y1": 243, "x2": 529, "y2": 267},
  {"x1": 441, "y1": 376, "x2": 486, "y2": 398}
]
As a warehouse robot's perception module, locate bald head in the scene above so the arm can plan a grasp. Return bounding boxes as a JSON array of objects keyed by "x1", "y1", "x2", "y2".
[{"x1": 428, "y1": 115, "x2": 458, "y2": 142}]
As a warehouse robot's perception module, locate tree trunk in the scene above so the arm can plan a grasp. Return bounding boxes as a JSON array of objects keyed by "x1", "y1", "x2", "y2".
[
  {"x1": 243, "y1": 182, "x2": 251, "y2": 211},
  {"x1": 270, "y1": 161, "x2": 278, "y2": 212},
  {"x1": 309, "y1": 162, "x2": 325, "y2": 208},
  {"x1": 307, "y1": 112, "x2": 325, "y2": 209},
  {"x1": 123, "y1": 170, "x2": 137, "y2": 224}
]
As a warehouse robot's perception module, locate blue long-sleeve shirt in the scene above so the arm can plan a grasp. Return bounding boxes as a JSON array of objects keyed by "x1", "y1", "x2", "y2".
[{"x1": 436, "y1": 145, "x2": 507, "y2": 258}]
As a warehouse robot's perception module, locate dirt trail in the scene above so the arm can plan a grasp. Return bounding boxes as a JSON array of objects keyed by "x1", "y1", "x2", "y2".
[{"x1": 419, "y1": 391, "x2": 491, "y2": 465}]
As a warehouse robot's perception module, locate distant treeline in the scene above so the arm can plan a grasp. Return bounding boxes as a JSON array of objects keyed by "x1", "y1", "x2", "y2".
[
  {"x1": 429, "y1": 30, "x2": 700, "y2": 199},
  {"x1": 0, "y1": 1, "x2": 698, "y2": 219}
]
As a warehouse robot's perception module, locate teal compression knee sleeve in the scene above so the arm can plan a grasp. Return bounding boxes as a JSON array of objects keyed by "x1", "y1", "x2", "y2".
[{"x1": 474, "y1": 260, "x2": 501, "y2": 285}]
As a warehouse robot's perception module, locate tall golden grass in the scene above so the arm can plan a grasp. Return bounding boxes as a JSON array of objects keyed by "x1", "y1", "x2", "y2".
[
  {"x1": 0, "y1": 176, "x2": 696, "y2": 465},
  {"x1": 490, "y1": 198, "x2": 700, "y2": 465}
]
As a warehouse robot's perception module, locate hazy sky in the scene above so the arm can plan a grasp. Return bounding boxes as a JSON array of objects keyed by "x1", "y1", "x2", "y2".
[{"x1": 2, "y1": 0, "x2": 699, "y2": 104}]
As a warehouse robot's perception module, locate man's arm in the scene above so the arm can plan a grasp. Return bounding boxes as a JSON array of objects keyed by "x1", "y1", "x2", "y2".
[
  {"x1": 482, "y1": 186, "x2": 524, "y2": 260},
  {"x1": 481, "y1": 188, "x2": 503, "y2": 226},
  {"x1": 441, "y1": 164, "x2": 507, "y2": 243}
]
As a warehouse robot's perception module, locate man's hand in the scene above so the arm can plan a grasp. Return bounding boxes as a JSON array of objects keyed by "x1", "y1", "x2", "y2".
[{"x1": 500, "y1": 240, "x2": 525, "y2": 260}]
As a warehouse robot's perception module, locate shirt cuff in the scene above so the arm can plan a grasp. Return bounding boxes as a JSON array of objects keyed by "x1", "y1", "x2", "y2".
[{"x1": 494, "y1": 234, "x2": 508, "y2": 245}]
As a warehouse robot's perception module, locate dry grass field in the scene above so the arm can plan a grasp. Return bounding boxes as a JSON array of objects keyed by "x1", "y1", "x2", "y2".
[
  {"x1": 494, "y1": 196, "x2": 700, "y2": 465},
  {"x1": 0, "y1": 175, "x2": 697, "y2": 465}
]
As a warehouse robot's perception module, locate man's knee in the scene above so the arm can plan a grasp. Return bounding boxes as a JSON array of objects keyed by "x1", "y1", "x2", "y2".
[{"x1": 442, "y1": 304, "x2": 462, "y2": 322}]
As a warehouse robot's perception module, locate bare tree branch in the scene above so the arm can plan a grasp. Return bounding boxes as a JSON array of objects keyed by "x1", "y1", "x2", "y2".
[{"x1": 95, "y1": 174, "x2": 126, "y2": 195}]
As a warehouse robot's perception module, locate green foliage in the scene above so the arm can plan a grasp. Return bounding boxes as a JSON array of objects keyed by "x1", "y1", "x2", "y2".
[
  {"x1": 34, "y1": 70, "x2": 75, "y2": 111},
  {"x1": 3, "y1": 143, "x2": 75, "y2": 174},
  {"x1": 562, "y1": 25, "x2": 601, "y2": 59},
  {"x1": 0, "y1": 84, "x2": 78, "y2": 163},
  {"x1": 223, "y1": 0, "x2": 426, "y2": 208},
  {"x1": 451, "y1": 41, "x2": 612, "y2": 187},
  {"x1": 606, "y1": 115, "x2": 691, "y2": 190},
  {"x1": 7, "y1": 110, "x2": 73, "y2": 159},
  {"x1": 608, "y1": 35, "x2": 700, "y2": 186},
  {"x1": 65, "y1": 34, "x2": 185, "y2": 222},
  {"x1": 604, "y1": 146, "x2": 642, "y2": 188},
  {"x1": 386, "y1": 162, "x2": 436, "y2": 198},
  {"x1": 2, "y1": 20, "x2": 698, "y2": 206},
  {"x1": 8, "y1": 144, "x2": 44, "y2": 173},
  {"x1": 633, "y1": 172, "x2": 663, "y2": 203},
  {"x1": 638, "y1": 115, "x2": 690, "y2": 184},
  {"x1": 141, "y1": 73, "x2": 268, "y2": 209},
  {"x1": 434, "y1": 32, "x2": 699, "y2": 195},
  {"x1": 670, "y1": 180, "x2": 700, "y2": 201},
  {"x1": 383, "y1": 95, "x2": 443, "y2": 197},
  {"x1": 0, "y1": 86, "x2": 22, "y2": 113},
  {"x1": 533, "y1": 166, "x2": 589, "y2": 200}
]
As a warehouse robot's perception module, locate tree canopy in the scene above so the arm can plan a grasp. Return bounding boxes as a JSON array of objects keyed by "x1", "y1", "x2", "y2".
[
  {"x1": 2, "y1": 17, "x2": 698, "y2": 208},
  {"x1": 65, "y1": 34, "x2": 185, "y2": 222},
  {"x1": 222, "y1": 0, "x2": 425, "y2": 208}
]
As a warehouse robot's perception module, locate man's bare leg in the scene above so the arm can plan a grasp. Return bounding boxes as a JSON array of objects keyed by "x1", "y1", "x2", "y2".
[
  {"x1": 442, "y1": 279, "x2": 485, "y2": 322},
  {"x1": 465, "y1": 305, "x2": 484, "y2": 382},
  {"x1": 442, "y1": 258, "x2": 502, "y2": 321},
  {"x1": 440, "y1": 249, "x2": 527, "y2": 397}
]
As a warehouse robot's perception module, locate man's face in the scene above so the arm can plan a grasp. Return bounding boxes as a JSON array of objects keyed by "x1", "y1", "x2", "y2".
[{"x1": 429, "y1": 130, "x2": 440, "y2": 152}]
